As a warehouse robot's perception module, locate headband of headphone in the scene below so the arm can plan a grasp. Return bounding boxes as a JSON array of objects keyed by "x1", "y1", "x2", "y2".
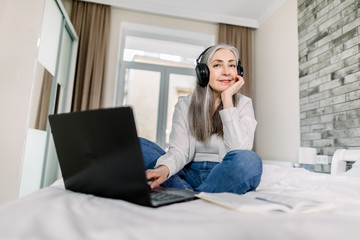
[{"x1": 195, "y1": 46, "x2": 244, "y2": 87}]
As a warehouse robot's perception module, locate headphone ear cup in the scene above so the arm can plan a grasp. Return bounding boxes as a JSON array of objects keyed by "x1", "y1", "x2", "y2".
[
  {"x1": 195, "y1": 63, "x2": 209, "y2": 87},
  {"x1": 237, "y1": 60, "x2": 244, "y2": 77}
]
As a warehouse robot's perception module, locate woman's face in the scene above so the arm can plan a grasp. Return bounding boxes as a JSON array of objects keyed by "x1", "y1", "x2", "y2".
[{"x1": 208, "y1": 48, "x2": 238, "y2": 96}]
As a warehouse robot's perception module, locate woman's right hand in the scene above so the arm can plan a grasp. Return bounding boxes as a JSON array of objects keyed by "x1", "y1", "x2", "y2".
[
  {"x1": 145, "y1": 165, "x2": 169, "y2": 189},
  {"x1": 221, "y1": 75, "x2": 245, "y2": 109}
]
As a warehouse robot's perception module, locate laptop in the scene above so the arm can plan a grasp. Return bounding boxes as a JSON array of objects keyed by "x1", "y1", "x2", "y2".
[{"x1": 48, "y1": 107, "x2": 195, "y2": 207}]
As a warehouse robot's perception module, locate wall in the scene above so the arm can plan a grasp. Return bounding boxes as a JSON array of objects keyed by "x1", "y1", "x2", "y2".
[
  {"x1": 102, "y1": 8, "x2": 218, "y2": 107},
  {"x1": 0, "y1": 0, "x2": 44, "y2": 205},
  {"x1": 253, "y1": 0, "x2": 300, "y2": 162},
  {"x1": 298, "y1": 0, "x2": 360, "y2": 157}
]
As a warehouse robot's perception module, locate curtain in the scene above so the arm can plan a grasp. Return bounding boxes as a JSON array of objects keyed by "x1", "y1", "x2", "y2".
[
  {"x1": 70, "y1": 1, "x2": 110, "y2": 111},
  {"x1": 218, "y1": 23, "x2": 253, "y2": 98}
]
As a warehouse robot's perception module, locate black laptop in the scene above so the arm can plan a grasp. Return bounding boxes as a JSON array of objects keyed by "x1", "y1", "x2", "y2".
[{"x1": 48, "y1": 107, "x2": 195, "y2": 207}]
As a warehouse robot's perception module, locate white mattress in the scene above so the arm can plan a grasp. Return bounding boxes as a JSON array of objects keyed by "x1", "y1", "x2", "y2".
[{"x1": 1, "y1": 164, "x2": 360, "y2": 240}]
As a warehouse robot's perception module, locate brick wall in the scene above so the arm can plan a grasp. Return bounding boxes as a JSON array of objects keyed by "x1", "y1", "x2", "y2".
[{"x1": 298, "y1": 0, "x2": 360, "y2": 162}]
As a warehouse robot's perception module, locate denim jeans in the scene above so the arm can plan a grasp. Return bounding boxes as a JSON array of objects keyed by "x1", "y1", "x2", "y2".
[{"x1": 139, "y1": 137, "x2": 263, "y2": 194}]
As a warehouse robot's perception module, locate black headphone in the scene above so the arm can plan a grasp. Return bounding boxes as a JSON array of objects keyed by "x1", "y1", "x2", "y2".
[{"x1": 195, "y1": 46, "x2": 244, "y2": 87}]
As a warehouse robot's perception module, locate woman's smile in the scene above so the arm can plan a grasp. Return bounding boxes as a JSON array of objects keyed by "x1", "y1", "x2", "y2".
[{"x1": 218, "y1": 79, "x2": 233, "y2": 84}]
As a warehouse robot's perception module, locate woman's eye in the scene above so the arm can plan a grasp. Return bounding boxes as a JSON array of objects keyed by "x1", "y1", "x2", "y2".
[{"x1": 213, "y1": 64, "x2": 220, "y2": 68}]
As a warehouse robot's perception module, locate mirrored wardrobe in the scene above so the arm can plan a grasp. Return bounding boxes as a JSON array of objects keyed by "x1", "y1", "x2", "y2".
[{"x1": 19, "y1": 0, "x2": 78, "y2": 197}]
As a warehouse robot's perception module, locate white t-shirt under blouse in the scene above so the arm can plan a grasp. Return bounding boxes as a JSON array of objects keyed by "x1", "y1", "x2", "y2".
[{"x1": 194, "y1": 134, "x2": 221, "y2": 162}]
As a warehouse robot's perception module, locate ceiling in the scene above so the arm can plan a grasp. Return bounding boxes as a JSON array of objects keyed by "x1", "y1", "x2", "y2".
[{"x1": 82, "y1": 0, "x2": 288, "y2": 28}]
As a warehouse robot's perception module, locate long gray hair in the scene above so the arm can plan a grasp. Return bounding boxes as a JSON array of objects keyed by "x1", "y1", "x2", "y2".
[{"x1": 188, "y1": 44, "x2": 240, "y2": 143}]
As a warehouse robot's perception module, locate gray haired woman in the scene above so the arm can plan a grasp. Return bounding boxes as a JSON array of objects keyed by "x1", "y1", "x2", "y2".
[{"x1": 142, "y1": 44, "x2": 262, "y2": 194}]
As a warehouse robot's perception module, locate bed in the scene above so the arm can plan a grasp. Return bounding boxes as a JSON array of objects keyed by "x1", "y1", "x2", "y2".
[{"x1": 1, "y1": 149, "x2": 360, "y2": 240}]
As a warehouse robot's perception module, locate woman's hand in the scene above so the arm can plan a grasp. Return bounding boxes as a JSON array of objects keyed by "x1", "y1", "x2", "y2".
[
  {"x1": 145, "y1": 165, "x2": 169, "y2": 189},
  {"x1": 221, "y1": 75, "x2": 245, "y2": 108}
]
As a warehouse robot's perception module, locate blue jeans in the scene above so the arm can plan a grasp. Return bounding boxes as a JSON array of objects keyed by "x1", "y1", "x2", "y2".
[{"x1": 139, "y1": 138, "x2": 263, "y2": 194}]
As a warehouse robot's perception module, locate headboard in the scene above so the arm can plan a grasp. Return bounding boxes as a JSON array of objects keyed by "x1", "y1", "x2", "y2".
[{"x1": 331, "y1": 149, "x2": 360, "y2": 175}]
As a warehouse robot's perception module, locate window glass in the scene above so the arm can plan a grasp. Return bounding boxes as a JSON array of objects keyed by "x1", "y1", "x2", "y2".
[{"x1": 123, "y1": 68, "x2": 161, "y2": 142}]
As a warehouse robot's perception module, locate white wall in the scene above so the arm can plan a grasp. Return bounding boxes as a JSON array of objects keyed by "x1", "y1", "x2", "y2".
[
  {"x1": 102, "y1": 8, "x2": 218, "y2": 107},
  {"x1": 253, "y1": 0, "x2": 300, "y2": 162},
  {"x1": 0, "y1": 0, "x2": 44, "y2": 205}
]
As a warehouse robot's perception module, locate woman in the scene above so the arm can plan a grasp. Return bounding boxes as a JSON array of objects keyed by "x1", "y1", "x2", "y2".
[{"x1": 142, "y1": 44, "x2": 262, "y2": 194}]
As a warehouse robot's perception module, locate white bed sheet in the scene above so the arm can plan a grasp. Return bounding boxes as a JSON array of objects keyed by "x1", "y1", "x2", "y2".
[{"x1": 1, "y1": 164, "x2": 360, "y2": 240}]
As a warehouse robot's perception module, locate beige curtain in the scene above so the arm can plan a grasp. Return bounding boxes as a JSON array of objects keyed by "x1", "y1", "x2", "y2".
[
  {"x1": 218, "y1": 23, "x2": 253, "y2": 98},
  {"x1": 35, "y1": 69, "x2": 53, "y2": 130},
  {"x1": 70, "y1": 1, "x2": 110, "y2": 111}
]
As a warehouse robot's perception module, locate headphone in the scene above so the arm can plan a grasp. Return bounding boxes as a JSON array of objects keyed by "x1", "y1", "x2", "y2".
[{"x1": 195, "y1": 46, "x2": 244, "y2": 87}]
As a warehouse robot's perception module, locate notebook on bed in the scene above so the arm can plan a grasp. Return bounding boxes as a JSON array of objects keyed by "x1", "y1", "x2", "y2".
[{"x1": 48, "y1": 107, "x2": 195, "y2": 207}]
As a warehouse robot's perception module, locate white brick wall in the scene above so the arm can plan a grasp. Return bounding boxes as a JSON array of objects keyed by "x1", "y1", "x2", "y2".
[{"x1": 298, "y1": 0, "x2": 360, "y2": 159}]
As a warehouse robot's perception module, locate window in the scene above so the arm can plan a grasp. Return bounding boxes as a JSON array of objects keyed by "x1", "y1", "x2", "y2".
[{"x1": 114, "y1": 22, "x2": 214, "y2": 148}]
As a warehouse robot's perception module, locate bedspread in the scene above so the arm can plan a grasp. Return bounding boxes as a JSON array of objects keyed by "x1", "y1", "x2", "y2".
[{"x1": 1, "y1": 165, "x2": 360, "y2": 240}]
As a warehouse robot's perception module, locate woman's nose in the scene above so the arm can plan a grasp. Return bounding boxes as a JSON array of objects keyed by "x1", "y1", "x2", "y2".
[{"x1": 222, "y1": 66, "x2": 231, "y2": 75}]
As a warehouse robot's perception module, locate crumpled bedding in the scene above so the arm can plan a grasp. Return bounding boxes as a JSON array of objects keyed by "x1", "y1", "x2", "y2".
[{"x1": 1, "y1": 164, "x2": 360, "y2": 240}]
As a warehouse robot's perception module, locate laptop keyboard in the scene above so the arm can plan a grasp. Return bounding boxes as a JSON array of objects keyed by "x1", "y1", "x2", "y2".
[{"x1": 150, "y1": 191, "x2": 184, "y2": 202}]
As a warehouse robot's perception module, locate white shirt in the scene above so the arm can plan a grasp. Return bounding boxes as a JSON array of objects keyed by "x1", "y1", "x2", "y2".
[{"x1": 155, "y1": 93, "x2": 257, "y2": 178}]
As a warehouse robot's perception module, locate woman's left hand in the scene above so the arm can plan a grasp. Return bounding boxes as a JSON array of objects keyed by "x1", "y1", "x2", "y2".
[{"x1": 221, "y1": 75, "x2": 245, "y2": 108}]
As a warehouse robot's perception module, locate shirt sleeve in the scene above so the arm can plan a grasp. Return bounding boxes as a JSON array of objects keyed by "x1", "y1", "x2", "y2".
[
  {"x1": 155, "y1": 97, "x2": 191, "y2": 178},
  {"x1": 219, "y1": 95, "x2": 257, "y2": 151}
]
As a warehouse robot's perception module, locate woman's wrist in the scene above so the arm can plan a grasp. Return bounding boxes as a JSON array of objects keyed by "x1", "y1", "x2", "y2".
[
  {"x1": 155, "y1": 165, "x2": 170, "y2": 178},
  {"x1": 221, "y1": 92, "x2": 234, "y2": 109}
]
